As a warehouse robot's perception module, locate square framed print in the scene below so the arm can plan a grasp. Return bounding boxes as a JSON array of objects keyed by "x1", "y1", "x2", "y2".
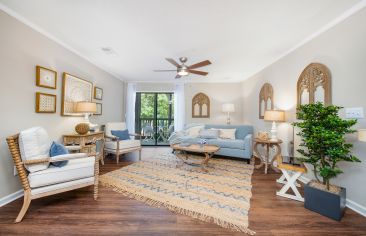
[
  {"x1": 36, "y1": 92, "x2": 56, "y2": 113},
  {"x1": 95, "y1": 103, "x2": 102, "y2": 115},
  {"x1": 94, "y1": 87, "x2": 103, "y2": 100},
  {"x1": 36, "y1": 66, "x2": 57, "y2": 89},
  {"x1": 61, "y1": 72, "x2": 93, "y2": 116}
]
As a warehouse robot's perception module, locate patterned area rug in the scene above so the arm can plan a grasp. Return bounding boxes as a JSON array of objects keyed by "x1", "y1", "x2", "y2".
[{"x1": 99, "y1": 153, "x2": 255, "y2": 235}]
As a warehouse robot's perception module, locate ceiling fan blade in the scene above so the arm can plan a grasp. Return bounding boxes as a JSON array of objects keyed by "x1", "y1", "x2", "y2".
[
  {"x1": 175, "y1": 74, "x2": 181, "y2": 79},
  {"x1": 188, "y1": 60, "x2": 211, "y2": 69},
  {"x1": 188, "y1": 69, "x2": 208, "y2": 76},
  {"x1": 165, "y1": 58, "x2": 180, "y2": 67},
  {"x1": 153, "y1": 70, "x2": 177, "y2": 72}
]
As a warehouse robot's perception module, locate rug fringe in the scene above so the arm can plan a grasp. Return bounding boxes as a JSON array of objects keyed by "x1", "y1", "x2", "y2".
[{"x1": 100, "y1": 179, "x2": 256, "y2": 235}]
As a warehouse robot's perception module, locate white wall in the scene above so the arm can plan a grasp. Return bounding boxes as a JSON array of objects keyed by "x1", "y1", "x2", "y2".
[
  {"x1": 0, "y1": 10, "x2": 125, "y2": 198},
  {"x1": 242, "y1": 8, "x2": 366, "y2": 208},
  {"x1": 185, "y1": 83, "x2": 243, "y2": 125}
]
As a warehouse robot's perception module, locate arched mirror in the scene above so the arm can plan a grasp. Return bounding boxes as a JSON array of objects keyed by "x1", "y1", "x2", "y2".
[
  {"x1": 192, "y1": 93, "x2": 210, "y2": 118},
  {"x1": 259, "y1": 83, "x2": 274, "y2": 119},
  {"x1": 297, "y1": 63, "x2": 331, "y2": 108}
]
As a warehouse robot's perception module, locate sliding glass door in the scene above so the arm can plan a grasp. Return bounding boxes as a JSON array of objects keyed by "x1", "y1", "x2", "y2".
[{"x1": 135, "y1": 92, "x2": 174, "y2": 146}]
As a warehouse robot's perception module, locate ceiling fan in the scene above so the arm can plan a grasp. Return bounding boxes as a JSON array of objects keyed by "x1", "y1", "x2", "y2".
[{"x1": 154, "y1": 57, "x2": 212, "y2": 79}]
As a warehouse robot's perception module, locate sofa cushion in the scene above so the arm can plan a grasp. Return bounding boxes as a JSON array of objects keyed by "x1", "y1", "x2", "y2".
[
  {"x1": 205, "y1": 124, "x2": 253, "y2": 140},
  {"x1": 198, "y1": 129, "x2": 219, "y2": 139},
  {"x1": 28, "y1": 157, "x2": 95, "y2": 188},
  {"x1": 19, "y1": 127, "x2": 51, "y2": 173},
  {"x1": 186, "y1": 125, "x2": 204, "y2": 137},
  {"x1": 104, "y1": 139, "x2": 141, "y2": 150},
  {"x1": 207, "y1": 139, "x2": 245, "y2": 150},
  {"x1": 179, "y1": 137, "x2": 202, "y2": 144}
]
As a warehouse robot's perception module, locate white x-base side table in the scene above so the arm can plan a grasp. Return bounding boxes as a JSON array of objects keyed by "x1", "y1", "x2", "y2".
[{"x1": 276, "y1": 156, "x2": 307, "y2": 202}]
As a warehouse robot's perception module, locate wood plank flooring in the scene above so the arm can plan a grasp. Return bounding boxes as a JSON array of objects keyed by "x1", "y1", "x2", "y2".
[{"x1": 1, "y1": 147, "x2": 365, "y2": 235}]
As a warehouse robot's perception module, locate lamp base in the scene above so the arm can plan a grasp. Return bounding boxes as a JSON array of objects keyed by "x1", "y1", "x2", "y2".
[{"x1": 270, "y1": 121, "x2": 278, "y2": 141}]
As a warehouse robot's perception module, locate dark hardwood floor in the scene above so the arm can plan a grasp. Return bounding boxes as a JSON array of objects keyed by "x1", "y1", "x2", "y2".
[{"x1": 1, "y1": 147, "x2": 365, "y2": 235}]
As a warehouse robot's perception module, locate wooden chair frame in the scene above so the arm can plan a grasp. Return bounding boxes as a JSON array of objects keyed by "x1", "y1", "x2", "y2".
[
  {"x1": 6, "y1": 134, "x2": 99, "y2": 223},
  {"x1": 104, "y1": 133, "x2": 142, "y2": 164}
]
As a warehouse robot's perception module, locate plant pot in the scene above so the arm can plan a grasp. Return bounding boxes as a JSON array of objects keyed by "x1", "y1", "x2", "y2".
[{"x1": 304, "y1": 183, "x2": 346, "y2": 221}]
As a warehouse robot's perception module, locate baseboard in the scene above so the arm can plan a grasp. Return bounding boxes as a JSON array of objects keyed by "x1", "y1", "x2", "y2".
[
  {"x1": 346, "y1": 199, "x2": 366, "y2": 217},
  {"x1": 297, "y1": 176, "x2": 366, "y2": 217},
  {"x1": 0, "y1": 190, "x2": 23, "y2": 207}
]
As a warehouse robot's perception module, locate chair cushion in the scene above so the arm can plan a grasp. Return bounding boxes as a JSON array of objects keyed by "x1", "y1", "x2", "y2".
[
  {"x1": 28, "y1": 157, "x2": 95, "y2": 188},
  {"x1": 19, "y1": 127, "x2": 51, "y2": 173},
  {"x1": 207, "y1": 139, "x2": 245, "y2": 150},
  {"x1": 31, "y1": 177, "x2": 94, "y2": 195},
  {"x1": 104, "y1": 140, "x2": 141, "y2": 150},
  {"x1": 105, "y1": 122, "x2": 127, "y2": 137},
  {"x1": 49, "y1": 142, "x2": 69, "y2": 167},
  {"x1": 111, "y1": 129, "x2": 130, "y2": 140}
]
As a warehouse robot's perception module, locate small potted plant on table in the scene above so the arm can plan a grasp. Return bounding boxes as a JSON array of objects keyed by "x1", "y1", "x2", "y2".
[{"x1": 293, "y1": 103, "x2": 361, "y2": 221}]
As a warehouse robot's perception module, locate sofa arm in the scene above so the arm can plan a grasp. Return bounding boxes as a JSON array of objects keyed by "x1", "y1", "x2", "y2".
[{"x1": 244, "y1": 134, "x2": 253, "y2": 154}]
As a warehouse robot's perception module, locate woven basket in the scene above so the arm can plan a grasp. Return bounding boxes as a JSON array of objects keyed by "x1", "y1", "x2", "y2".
[{"x1": 75, "y1": 123, "x2": 90, "y2": 135}]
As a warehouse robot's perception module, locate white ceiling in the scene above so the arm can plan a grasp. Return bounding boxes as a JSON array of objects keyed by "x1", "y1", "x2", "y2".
[{"x1": 0, "y1": 0, "x2": 362, "y2": 82}]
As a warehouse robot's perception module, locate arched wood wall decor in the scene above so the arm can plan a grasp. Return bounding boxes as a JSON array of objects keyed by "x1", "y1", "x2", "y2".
[
  {"x1": 297, "y1": 63, "x2": 331, "y2": 108},
  {"x1": 192, "y1": 92, "x2": 210, "y2": 118},
  {"x1": 259, "y1": 83, "x2": 274, "y2": 119}
]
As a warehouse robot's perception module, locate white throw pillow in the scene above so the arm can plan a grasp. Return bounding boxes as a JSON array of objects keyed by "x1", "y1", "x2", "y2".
[
  {"x1": 211, "y1": 128, "x2": 236, "y2": 139},
  {"x1": 186, "y1": 126, "x2": 204, "y2": 137},
  {"x1": 19, "y1": 127, "x2": 51, "y2": 173}
]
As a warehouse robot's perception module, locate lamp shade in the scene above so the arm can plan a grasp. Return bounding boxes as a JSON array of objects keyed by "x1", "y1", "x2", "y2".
[
  {"x1": 358, "y1": 129, "x2": 366, "y2": 142},
  {"x1": 222, "y1": 103, "x2": 235, "y2": 113},
  {"x1": 264, "y1": 110, "x2": 285, "y2": 122},
  {"x1": 75, "y1": 102, "x2": 97, "y2": 113}
]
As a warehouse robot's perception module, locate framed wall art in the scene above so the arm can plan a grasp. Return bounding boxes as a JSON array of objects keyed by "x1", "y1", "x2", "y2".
[
  {"x1": 61, "y1": 72, "x2": 93, "y2": 116},
  {"x1": 94, "y1": 87, "x2": 103, "y2": 100},
  {"x1": 297, "y1": 63, "x2": 331, "y2": 108},
  {"x1": 95, "y1": 103, "x2": 102, "y2": 115},
  {"x1": 259, "y1": 83, "x2": 274, "y2": 119},
  {"x1": 36, "y1": 65, "x2": 57, "y2": 89},
  {"x1": 192, "y1": 92, "x2": 210, "y2": 118},
  {"x1": 35, "y1": 92, "x2": 56, "y2": 113}
]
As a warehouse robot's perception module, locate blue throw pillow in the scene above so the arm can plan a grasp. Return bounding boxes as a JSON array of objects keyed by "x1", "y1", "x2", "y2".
[
  {"x1": 49, "y1": 141, "x2": 69, "y2": 167},
  {"x1": 198, "y1": 129, "x2": 219, "y2": 139},
  {"x1": 111, "y1": 129, "x2": 130, "y2": 140}
]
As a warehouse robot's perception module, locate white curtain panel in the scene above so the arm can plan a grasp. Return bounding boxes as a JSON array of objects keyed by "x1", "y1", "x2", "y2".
[
  {"x1": 125, "y1": 83, "x2": 137, "y2": 133},
  {"x1": 174, "y1": 83, "x2": 185, "y2": 131}
]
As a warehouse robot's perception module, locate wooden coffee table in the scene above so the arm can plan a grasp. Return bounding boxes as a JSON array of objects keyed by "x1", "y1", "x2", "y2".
[{"x1": 171, "y1": 144, "x2": 220, "y2": 171}]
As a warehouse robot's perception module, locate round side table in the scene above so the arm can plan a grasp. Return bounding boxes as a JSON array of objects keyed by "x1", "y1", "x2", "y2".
[{"x1": 253, "y1": 138, "x2": 282, "y2": 174}]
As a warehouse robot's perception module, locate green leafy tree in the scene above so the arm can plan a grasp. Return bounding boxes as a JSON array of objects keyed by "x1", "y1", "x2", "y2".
[{"x1": 293, "y1": 103, "x2": 360, "y2": 190}]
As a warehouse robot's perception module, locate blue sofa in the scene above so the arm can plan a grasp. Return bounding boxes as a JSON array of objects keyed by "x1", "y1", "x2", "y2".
[{"x1": 170, "y1": 124, "x2": 253, "y2": 161}]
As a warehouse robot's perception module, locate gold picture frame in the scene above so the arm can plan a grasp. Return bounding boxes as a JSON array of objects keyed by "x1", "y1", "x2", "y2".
[
  {"x1": 36, "y1": 92, "x2": 56, "y2": 113},
  {"x1": 192, "y1": 92, "x2": 210, "y2": 118},
  {"x1": 36, "y1": 66, "x2": 57, "y2": 89},
  {"x1": 94, "y1": 87, "x2": 103, "y2": 100},
  {"x1": 95, "y1": 103, "x2": 102, "y2": 115},
  {"x1": 61, "y1": 72, "x2": 93, "y2": 116}
]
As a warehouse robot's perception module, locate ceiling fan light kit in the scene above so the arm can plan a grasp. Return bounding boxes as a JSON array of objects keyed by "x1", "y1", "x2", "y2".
[{"x1": 154, "y1": 57, "x2": 212, "y2": 79}]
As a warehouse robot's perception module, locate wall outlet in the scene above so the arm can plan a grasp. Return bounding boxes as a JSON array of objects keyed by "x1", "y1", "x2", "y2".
[
  {"x1": 13, "y1": 166, "x2": 18, "y2": 176},
  {"x1": 345, "y1": 107, "x2": 364, "y2": 119}
]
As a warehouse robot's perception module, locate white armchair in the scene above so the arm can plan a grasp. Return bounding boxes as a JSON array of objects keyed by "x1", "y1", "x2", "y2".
[
  {"x1": 104, "y1": 122, "x2": 142, "y2": 163},
  {"x1": 6, "y1": 127, "x2": 99, "y2": 223}
]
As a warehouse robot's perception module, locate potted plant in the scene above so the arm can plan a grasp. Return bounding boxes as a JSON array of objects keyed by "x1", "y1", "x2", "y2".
[{"x1": 293, "y1": 103, "x2": 360, "y2": 221}]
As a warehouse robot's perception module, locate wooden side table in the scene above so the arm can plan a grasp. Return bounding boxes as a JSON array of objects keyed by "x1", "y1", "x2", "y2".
[
  {"x1": 253, "y1": 138, "x2": 282, "y2": 174},
  {"x1": 63, "y1": 131, "x2": 105, "y2": 164}
]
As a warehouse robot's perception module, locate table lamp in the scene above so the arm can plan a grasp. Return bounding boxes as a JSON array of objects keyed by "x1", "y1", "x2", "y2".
[
  {"x1": 264, "y1": 110, "x2": 285, "y2": 141},
  {"x1": 75, "y1": 101, "x2": 97, "y2": 129},
  {"x1": 222, "y1": 103, "x2": 235, "y2": 124},
  {"x1": 358, "y1": 129, "x2": 366, "y2": 142}
]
